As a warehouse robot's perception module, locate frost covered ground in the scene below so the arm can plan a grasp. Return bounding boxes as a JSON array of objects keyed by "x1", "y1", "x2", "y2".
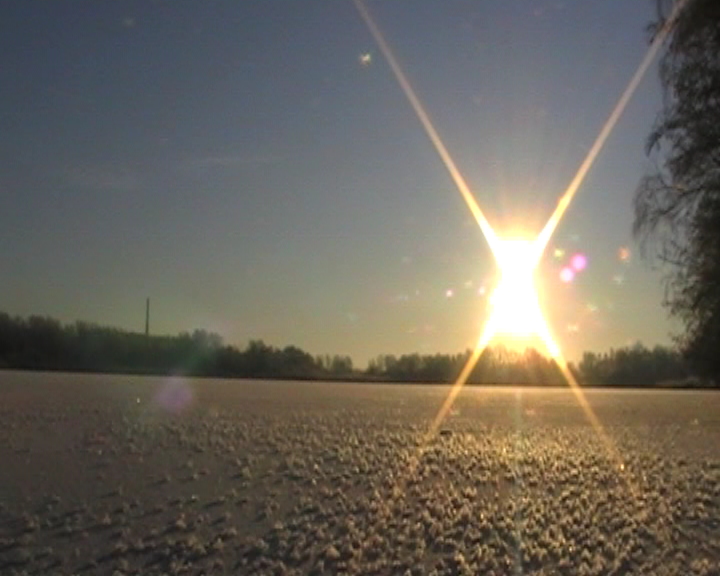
[{"x1": 0, "y1": 372, "x2": 718, "y2": 575}]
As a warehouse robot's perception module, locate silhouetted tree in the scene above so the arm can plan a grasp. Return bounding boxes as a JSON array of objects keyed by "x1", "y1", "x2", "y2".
[
  {"x1": 328, "y1": 355, "x2": 353, "y2": 377},
  {"x1": 633, "y1": 0, "x2": 720, "y2": 379}
]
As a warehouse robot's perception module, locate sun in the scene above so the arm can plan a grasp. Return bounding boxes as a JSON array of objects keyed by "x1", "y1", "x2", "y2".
[
  {"x1": 481, "y1": 235, "x2": 562, "y2": 360},
  {"x1": 487, "y1": 238, "x2": 544, "y2": 338}
]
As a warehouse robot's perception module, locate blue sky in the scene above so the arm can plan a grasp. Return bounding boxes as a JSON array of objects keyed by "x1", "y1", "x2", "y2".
[{"x1": 0, "y1": 1, "x2": 677, "y2": 365}]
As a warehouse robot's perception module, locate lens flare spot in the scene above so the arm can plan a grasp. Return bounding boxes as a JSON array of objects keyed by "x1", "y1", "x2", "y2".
[
  {"x1": 560, "y1": 267, "x2": 575, "y2": 283},
  {"x1": 570, "y1": 253, "x2": 588, "y2": 272},
  {"x1": 155, "y1": 379, "x2": 193, "y2": 414},
  {"x1": 445, "y1": 288, "x2": 455, "y2": 298},
  {"x1": 618, "y1": 246, "x2": 631, "y2": 262},
  {"x1": 553, "y1": 247, "x2": 565, "y2": 260}
]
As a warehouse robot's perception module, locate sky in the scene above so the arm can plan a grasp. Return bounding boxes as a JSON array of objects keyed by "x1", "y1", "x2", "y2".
[{"x1": 0, "y1": 1, "x2": 679, "y2": 366}]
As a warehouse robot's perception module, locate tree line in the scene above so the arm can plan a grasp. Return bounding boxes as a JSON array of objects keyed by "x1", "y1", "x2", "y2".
[
  {"x1": 0, "y1": 313, "x2": 350, "y2": 380},
  {"x1": 0, "y1": 312, "x2": 707, "y2": 387}
]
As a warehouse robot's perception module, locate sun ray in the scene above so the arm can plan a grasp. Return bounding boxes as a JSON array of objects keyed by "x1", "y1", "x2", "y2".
[
  {"x1": 401, "y1": 322, "x2": 495, "y2": 483},
  {"x1": 534, "y1": 0, "x2": 689, "y2": 260},
  {"x1": 353, "y1": 0, "x2": 499, "y2": 255},
  {"x1": 426, "y1": 321, "x2": 496, "y2": 441}
]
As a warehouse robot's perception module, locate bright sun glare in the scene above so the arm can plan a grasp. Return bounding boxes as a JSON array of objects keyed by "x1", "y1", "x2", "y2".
[
  {"x1": 483, "y1": 235, "x2": 562, "y2": 360},
  {"x1": 488, "y1": 238, "x2": 543, "y2": 338}
]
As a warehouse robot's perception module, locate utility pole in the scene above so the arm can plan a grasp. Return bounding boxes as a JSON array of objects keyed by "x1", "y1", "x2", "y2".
[{"x1": 145, "y1": 298, "x2": 150, "y2": 336}]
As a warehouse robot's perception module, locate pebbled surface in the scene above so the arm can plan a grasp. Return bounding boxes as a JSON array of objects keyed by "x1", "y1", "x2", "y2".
[{"x1": 0, "y1": 372, "x2": 718, "y2": 575}]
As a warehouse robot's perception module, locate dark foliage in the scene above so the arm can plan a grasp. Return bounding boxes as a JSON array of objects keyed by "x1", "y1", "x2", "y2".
[
  {"x1": 368, "y1": 343, "x2": 693, "y2": 387},
  {"x1": 0, "y1": 312, "x2": 330, "y2": 380},
  {"x1": 633, "y1": 0, "x2": 720, "y2": 378},
  {"x1": 367, "y1": 347, "x2": 566, "y2": 386},
  {"x1": 576, "y1": 342, "x2": 691, "y2": 387},
  {"x1": 0, "y1": 312, "x2": 699, "y2": 387}
]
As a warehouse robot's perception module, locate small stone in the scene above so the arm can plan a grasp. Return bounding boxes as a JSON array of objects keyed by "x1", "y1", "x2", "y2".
[{"x1": 325, "y1": 545, "x2": 341, "y2": 561}]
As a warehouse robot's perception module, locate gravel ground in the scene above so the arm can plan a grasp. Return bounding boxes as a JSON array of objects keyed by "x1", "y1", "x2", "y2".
[{"x1": 0, "y1": 371, "x2": 718, "y2": 575}]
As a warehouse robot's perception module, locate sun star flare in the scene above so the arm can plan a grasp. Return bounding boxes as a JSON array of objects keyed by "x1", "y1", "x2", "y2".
[{"x1": 355, "y1": 0, "x2": 689, "y2": 469}]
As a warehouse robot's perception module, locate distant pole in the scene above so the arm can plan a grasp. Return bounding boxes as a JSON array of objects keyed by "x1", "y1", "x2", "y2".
[{"x1": 145, "y1": 298, "x2": 150, "y2": 336}]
